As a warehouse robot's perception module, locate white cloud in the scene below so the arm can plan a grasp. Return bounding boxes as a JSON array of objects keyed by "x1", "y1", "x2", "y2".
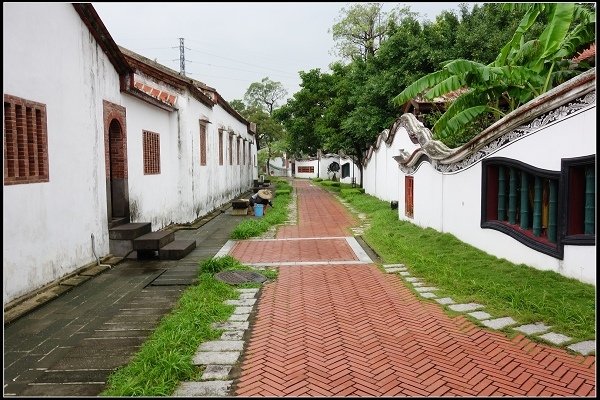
[{"x1": 93, "y1": 2, "x2": 467, "y2": 102}]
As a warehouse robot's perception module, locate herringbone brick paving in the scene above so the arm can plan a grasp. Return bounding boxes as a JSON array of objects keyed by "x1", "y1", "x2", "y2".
[
  {"x1": 231, "y1": 238, "x2": 359, "y2": 263},
  {"x1": 233, "y1": 180, "x2": 595, "y2": 397}
]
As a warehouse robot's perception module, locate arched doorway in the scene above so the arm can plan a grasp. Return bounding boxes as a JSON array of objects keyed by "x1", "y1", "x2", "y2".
[{"x1": 108, "y1": 119, "x2": 126, "y2": 218}]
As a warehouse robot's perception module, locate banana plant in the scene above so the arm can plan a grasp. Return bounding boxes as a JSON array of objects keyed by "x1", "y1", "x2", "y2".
[{"x1": 393, "y1": 3, "x2": 595, "y2": 142}]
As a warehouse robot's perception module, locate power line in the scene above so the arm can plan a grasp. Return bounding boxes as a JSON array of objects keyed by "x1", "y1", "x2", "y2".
[{"x1": 186, "y1": 47, "x2": 297, "y2": 76}]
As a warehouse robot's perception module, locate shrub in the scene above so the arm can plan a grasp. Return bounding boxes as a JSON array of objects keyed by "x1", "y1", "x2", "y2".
[{"x1": 199, "y1": 255, "x2": 245, "y2": 274}]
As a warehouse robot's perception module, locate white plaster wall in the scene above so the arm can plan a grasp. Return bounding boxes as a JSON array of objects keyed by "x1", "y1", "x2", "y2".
[
  {"x1": 375, "y1": 142, "x2": 402, "y2": 202},
  {"x1": 468, "y1": 106, "x2": 597, "y2": 284},
  {"x1": 364, "y1": 125, "x2": 421, "y2": 201},
  {"x1": 208, "y1": 104, "x2": 255, "y2": 207},
  {"x1": 401, "y1": 107, "x2": 596, "y2": 285},
  {"x1": 294, "y1": 159, "x2": 319, "y2": 179},
  {"x1": 363, "y1": 151, "x2": 377, "y2": 195},
  {"x1": 339, "y1": 156, "x2": 361, "y2": 185},
  {"x1": 410, "y1": 162, "x2": 444, "y2": 231},
  {"x1": 3, "y1": 4, "x2": 122, "y2": 304},
  {"x1": 321, "y1": 155, "x2": 339, "y2": 180},
  {"x1": 123, "y1": 95, "x2": 179, "y2": 229},
  {"x1": 492, "y1": 107, "x2": 596, "y2": 170}
]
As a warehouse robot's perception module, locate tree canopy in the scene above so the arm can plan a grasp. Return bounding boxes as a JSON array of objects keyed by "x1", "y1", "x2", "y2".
[{"x1": 243, "y1": 77, "x2": 288, "y2": 115}]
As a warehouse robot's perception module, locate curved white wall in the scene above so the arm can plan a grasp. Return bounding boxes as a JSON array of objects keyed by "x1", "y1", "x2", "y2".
[
  {"x1": 366, "y1": 102, "x2": 595, "y2": 285},
  {"x1": 3, "y1": 4, "x2": 122, "y2": 304}
]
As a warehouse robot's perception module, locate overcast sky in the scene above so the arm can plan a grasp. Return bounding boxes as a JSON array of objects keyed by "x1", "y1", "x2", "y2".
[{"x1": 94, "y1": 2, "x2": 470, "y2": 103}]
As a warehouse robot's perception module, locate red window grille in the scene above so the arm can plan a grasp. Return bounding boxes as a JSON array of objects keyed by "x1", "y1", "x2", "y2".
[
  {"x1": 405, "y1": 176, "x2": 414, "y2": 218},
  {"x1": 143, "y1": 130, "x2": 160, "y2": 175},
  {"x1": 4, "y1": 94, "x2": 49, "y2": 185}
]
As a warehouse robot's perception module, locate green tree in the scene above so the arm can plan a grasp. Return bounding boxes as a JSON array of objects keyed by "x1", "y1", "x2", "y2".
[
  {"x1": 232, "y1": 81, "x2": 286, "y2": 176},
  {"x1": 243, "y1": 77, "x2": 288, "y2": 115},
  {"x1": 393, "y1": 3, "x2": 595, "y2": 145},
  {"x1": 330, "y1": 3, "x2": 417, "y2": 61}
]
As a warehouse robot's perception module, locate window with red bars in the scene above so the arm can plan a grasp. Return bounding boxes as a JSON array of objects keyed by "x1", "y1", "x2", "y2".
[
  {"x1": 248, "y1": 142, "x2": 252, "y2": 165},
  {"x1": 199, "y1": 121, "x2": 207, "y2": 166},
  {"x1": 405, "y1": 176, "x2": 414, "y2": 218},
  {"x1": 218, "y1": 130, "x2": 224, "y2": 165},
  {"x1": 4, "y1": 94, "x2": 49, "y2": 185},
  {"x1": 143, "y1": 130, "x2": 160, "y2": 174},
  {"x1": 229, "y1": 135, "x2": 233, "y2": 165},
  {"x1": 297, "y1": 166, "x2": 314, "y2": 173}
]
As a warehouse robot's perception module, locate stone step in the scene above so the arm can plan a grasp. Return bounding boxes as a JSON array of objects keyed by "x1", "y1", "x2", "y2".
[
  {"x1": 133, "y1": 231, "x2": 174, "y2": 251},
  {"x1": 232, "y1": 199, "x2": 249, "y2": 209},
  {"x1": 159, "y1": 240, "x2": 197, "y2": 260},
  {"x1": 109, "y1": 222, "x2": 152, "y2": 240}
]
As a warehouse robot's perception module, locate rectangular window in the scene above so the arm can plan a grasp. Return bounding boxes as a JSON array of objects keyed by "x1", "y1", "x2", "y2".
[
  {"x1": 4, "y1": 94, "x2": 49, "y2": 185},
  {"x1": 218, "y1": 130, "x2": 224, "y2": 165},
  {"x1": 143, "y1": 130, "x2": 160, "y2": 174},
  {"x1": 297, "y1": 166, "x2": 314, "y2": 173},
  {"x1": 248, "y1": 142, "x2": 252, "y2": 165},
  {"x1": 405, "y1": 176, "x2": 414, "y2": 218},
  {"x1": 229, "y1": 135, "x2": 233, "y2": 165},
  {"x1": 199, "y1": 121, "x2": 207, "y2": 166},
  {"x1": 479, "y1": 155, "x2": 595, "y2": 260},
  {"x1": 562, "y1": 155, "x2": 595, "y2": 244}
]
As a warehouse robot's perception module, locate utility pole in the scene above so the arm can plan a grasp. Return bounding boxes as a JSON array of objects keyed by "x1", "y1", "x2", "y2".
[{"x1": 179, "y1": 37, "x2": 185, "y2": 76}]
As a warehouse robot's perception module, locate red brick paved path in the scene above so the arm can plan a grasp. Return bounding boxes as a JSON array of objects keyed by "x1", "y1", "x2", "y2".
[{"x1": 233, "y1": 180, "x2": 595, "y2": 397}]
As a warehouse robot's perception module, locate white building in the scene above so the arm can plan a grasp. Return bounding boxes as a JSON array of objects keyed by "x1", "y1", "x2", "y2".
[
  {"x1": 3, "y1": 3, "x2": 257, "y2": 306},
  {"x1": 363, "y1": 69, "x2": 596, "y2": 285},
  {"x1": 292, "y1": 153, "x2": 361, "y2": 185}
]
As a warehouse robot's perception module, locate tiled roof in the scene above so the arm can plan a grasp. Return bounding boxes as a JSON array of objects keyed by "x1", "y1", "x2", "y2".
[
  {"x1": 572, "y1": 43, "x2": 596, "y2": 63},
  {"x1": 133, "y1": 81, "x2": 177, "y2": 107}
]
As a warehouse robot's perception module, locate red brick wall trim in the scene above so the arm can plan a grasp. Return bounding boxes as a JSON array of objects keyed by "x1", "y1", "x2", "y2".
[
  {"x1": 103, "y1": 100, "x2": 127, "y2": 180},
  {"x1": 4, "y1": 94, "x2": 49, "y2": 185}
]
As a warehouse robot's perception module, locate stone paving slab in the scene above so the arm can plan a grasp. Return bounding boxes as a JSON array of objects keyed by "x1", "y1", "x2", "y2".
[
  {"x1": 199, "y1": 340, "x2": 244, "y2": 352},
  {"x1": 201, "y1": 365, "x2": 232, "y2": 380},
  {"x1": 228, "y1": 313, "x2": 249, "y2": 322},
  {"x1": 224, "y1": 299, "x2": 256, "y2": 306},
  {"x1": 405, "y1": 277, "x2": 421, "y2": 283},
  {"x1": 221, "y1": 330, "x2": 245, "y2": 341},
  {"x1": 238, "y1": 293, "x2": 256, "y2": 299},
  {"x1": 399, "y1": 271, "x2": 411, "y2": 276},
  {"x1": 419, "y1": 292, "x2": 437, "y2": 298},
  {"x1": 434, "y1": 297, "x2": 455, "y2": 305},
  {"x1": 480, "y1": 317, "x2": 518, "y2": 330},
  {"x1": 567, "y1": 340, "x2": 596, "y2": 355},
  {"x1": 193, "y1": 351, "x2": 241, "y2": 365},
  {"x1": 468, "y1": 311, "x2": 492, "y2": 320},
  {"x1": 448, "y1": 303, "x2": 484, "y2": 312},
  {"x1": 384, "y1": 267, "x2": 406, "y2": 273},
  {"x1": 236, "y1": 288, "x2": 259, "y2": 294},
  {"x1": 411, "y1": 282, "x2": 425, "y2": 287},
  {"x1": 513, "y1": 322, "x2": 551, "y2": 335},
  {"x1": 79, "y1": 264, "x2": 111, "y2": 276},
  {"x1": 414, "y1": 286, "x2": 439, "y2": 292},
  {"x1": 60, "y1": 275, "x2": 92, "y2": 286},
  {"x1": 233, "y1": 306, "x2": 253, "y2": 314},
  {"x1": 173, "y1": 381, "x2": 232, "y2": 397},
  {"x1": 538, "y1": 332, "x2": 573, "y2": 345},
  {"x1": 383, "y1": 264, "x2": 405, "y2": 268},
  {"x1": 212, "y1": 321, "x2": 249, "y2": 330}
]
